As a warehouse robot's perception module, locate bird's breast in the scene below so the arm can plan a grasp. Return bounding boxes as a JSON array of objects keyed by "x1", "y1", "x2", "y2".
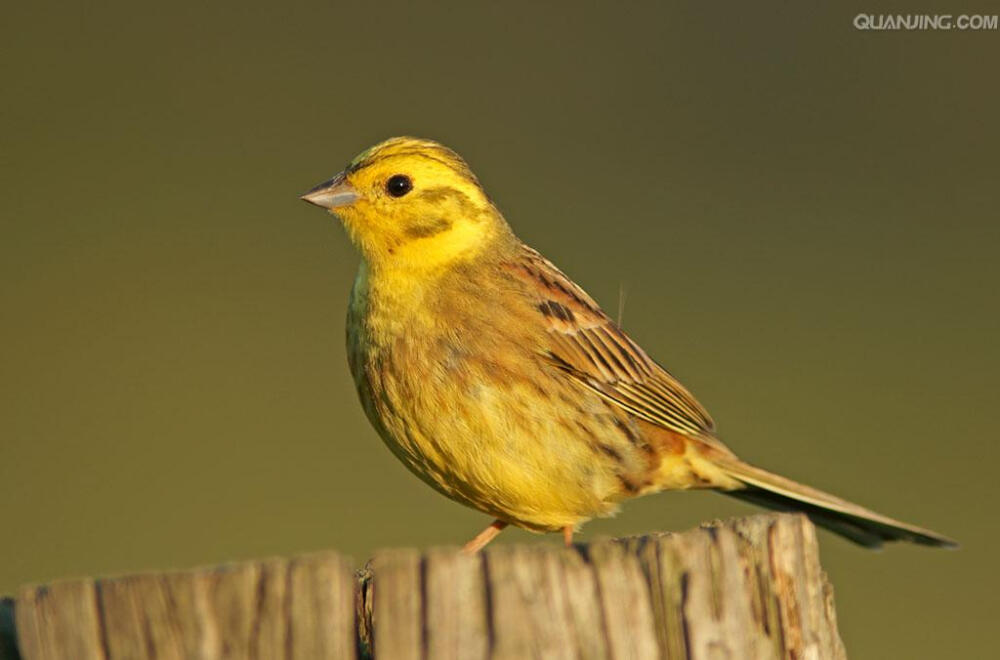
[{"x1": 343, "y1": 261, "x2": 676, "y2": 530}]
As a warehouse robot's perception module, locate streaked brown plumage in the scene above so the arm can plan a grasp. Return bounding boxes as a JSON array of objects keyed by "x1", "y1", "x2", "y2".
[{"x1": 302, "y1": 136, "x2": 957, "y2": 552}]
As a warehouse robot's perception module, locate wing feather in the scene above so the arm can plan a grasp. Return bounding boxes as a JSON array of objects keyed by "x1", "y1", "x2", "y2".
[{"x1": 507, "y1": 245, "x2": 718, "y2": 440}]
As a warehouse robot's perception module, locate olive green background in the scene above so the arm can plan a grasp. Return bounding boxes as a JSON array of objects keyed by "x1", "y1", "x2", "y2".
[{"x1": 2, "y1": 2, "x2": 997, "y2": 657}]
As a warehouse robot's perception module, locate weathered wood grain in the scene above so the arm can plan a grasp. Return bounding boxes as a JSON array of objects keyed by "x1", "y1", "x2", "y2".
[
  {"x1": 15, "y1": 553, "x2": 355, "y2": 660},
  {"x1": 16, "y1": 579, "x2": 105, "y2": 660},
  {"x1": 423, "y1": 548, "x2": 488, "y2": 660},
  {"x1": 362, "y1": 514, "x2": 846, "y2": 660},
  {"x1": 370, "y1": 549, "x2": 421, "y2": 660},
  {"x1": 9, "y1": 514, "x2": 846, "y2": 659},
  {"x1": 287, "y1": 553, "x2": 357, "y2": 660}
]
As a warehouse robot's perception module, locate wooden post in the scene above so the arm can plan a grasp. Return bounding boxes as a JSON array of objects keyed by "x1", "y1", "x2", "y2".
[{"x1": 5, "y1": 513, "x2": 846, "y2": 659}]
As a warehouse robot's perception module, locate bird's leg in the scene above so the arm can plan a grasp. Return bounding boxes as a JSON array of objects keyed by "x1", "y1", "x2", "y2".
[
  {"x1": 462, "y1": 519, "x2": 508, "y2": 554},
  {"x1": 562, "y1": 525, "x2": 574, "y2": 547}
]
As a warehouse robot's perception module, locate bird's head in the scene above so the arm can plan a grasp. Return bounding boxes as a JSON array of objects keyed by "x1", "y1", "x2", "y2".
[{"x1": 301, "y1": 137, "x2": 511, "y2": 272}]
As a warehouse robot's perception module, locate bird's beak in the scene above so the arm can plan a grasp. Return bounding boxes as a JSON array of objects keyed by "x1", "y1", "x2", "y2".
[{"x1": 300, "y1": 172, "x2": 360, "y2": 209}]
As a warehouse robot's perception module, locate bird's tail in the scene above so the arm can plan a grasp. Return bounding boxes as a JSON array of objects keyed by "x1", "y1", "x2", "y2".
[{"x1": 716, "y1": 459, "x2": 957, "y2": 549}]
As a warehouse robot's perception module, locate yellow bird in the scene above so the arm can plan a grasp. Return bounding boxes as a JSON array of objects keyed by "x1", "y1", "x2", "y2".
[{"x1": 301, "y1": 137, "x2": 955, "y2": 553}]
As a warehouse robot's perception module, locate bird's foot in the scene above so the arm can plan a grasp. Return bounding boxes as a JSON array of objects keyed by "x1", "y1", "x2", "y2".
[{"x1": 461, "y1": 519, "x2": 508, "y2": 554}]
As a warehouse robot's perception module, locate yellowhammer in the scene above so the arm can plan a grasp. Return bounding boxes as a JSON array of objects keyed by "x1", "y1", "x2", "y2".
[{"x1": 301, "y1": 137, "x2": 955, "y2": 553}]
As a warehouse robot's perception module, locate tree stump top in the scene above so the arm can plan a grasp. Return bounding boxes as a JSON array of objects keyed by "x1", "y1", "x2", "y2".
[{"x1": 3, "y1": 513, "x2": 845, "y2": 659}]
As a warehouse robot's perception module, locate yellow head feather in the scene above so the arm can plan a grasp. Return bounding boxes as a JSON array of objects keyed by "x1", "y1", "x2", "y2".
[{"x1": 332, "y1": 137, "x2": 513, "y2": 273}]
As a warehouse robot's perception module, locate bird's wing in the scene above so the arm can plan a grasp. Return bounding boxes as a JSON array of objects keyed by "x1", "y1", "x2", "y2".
[{"x1": 506, "y1": 244, "x2": 719, "y2": 440}]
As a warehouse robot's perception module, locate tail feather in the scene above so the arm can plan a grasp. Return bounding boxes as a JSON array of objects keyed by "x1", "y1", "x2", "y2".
[{"x1": 717, "y1": 459, "x2": 957, "y2": 549}]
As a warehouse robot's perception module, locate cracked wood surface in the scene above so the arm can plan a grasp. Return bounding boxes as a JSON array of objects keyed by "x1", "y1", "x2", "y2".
[
  {"x1": 12, "y1": 553, "x2": 356, "y2": 660},
  {"x1": 6, "y1": 513, "x2": 846, "y2": 659}
]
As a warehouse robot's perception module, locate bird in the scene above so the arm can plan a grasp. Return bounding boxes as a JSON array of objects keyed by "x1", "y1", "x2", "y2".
[{"x1": 300, "y1": 136, "x2": 956, "y2": 553}]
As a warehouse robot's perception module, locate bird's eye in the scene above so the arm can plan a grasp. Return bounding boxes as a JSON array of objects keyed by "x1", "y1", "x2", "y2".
[{"x1": 386, "y1": 174, "x2": 413, "y2": 197}]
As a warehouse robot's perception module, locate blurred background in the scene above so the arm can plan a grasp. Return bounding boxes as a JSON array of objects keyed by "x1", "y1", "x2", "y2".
[{"x1": 2, "y1": 2, "x2": 997, "y2": 657}]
